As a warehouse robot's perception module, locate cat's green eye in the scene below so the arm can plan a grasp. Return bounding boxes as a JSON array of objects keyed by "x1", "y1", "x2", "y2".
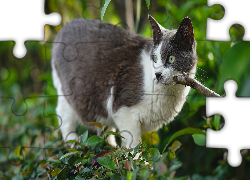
[
  {"x1": 153, "y1": 54, "x2": 157, "y2": 63},
  {"x1": 169, "y1": 55, "x2": 175, "y2": 63}
]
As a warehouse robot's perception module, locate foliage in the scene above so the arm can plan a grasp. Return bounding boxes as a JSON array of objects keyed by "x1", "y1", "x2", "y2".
[
  {"x1": 1, "y1": 0, "x2": 250, "y2": 179},
  {"x1": 12, "y1": 123, "x2": 211, "y2": 179}
]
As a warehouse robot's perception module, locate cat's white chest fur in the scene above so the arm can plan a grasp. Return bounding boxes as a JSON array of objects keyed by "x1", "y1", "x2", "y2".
[
  {"x1": 103, "y1": 49, "x2": 196, "y2": 148},
  {"x1": 111, "y1": 49, "x2": 194, "y2": 135}
]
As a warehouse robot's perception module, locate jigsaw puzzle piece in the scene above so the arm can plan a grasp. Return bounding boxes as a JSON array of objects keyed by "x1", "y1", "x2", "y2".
[
  {"x1": 147, "y1": 79, "x2": 205, "y2": 130},
  {"x1": 207, "y1": 0, "x2": 249, "y2": 41},
  {"x1": 0, "y1": 95, "x2": 59, "y2": 169},
  {"x1": 55, "y1": 20, "x2": 134, "y2": 63},
  {"x1": 81, "y1": 2, "x2": 142, "y2": 34},
  {"x1": 191, "y1": 39, "x2": 250, "y2": 97},
  {"x1": 206, "y1": 80, "x2": 250, "y2": 167},
  {"x1": 0, "y1": 0, "x2": 61, "y2": 58},
  {"x1": 216, "y1": 41, "x2": 250, "y2": 96},
  {"x1": 0, "y1": 41, "x2": 56, "y2": 116},
  {"x1": 82, "y1": 2, "x2": 102, "y2": 20},
  {"x1": 147, "y1": 28, "x2": 218, "y2": 130}
]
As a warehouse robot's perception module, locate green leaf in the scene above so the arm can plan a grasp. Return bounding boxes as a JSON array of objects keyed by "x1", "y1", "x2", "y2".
[
  {"x1": 91, "y1": 150, "x2": 112, "y2": 168},
  {"x1": 65, "y1": 140, "x2": 79, "y2": 144},
  {"x1": 97, "y1": 156, "x2": 116, "y2": 170},
  {"x1": 192, "y1": 134, "x2": 206, "y2": 146},
  {"x1": 145, "y1": 0, "x2": 150, "y2": 9},
  {"x1": 101, "y1": 0, "x2": 112, "y2": 21},
  {"x1": 67, "y1": 149, "x2": 79, "y2": 152},
  {"x1": 57, "y1": 167, "x2": 67, "y2": 179},
  {"x1": 149, "y1": 148, "x2": 160, "y2": 162},
  {"x1": 169, "y1": 140, "x2": 182, "y2": 153},
  {"x1": 106, "y1": 131, "x2": 124, "y2": 139},
  {"x1": 162, "y1": 128, "x2": 206, "y2": 153},
  {"x1": 127, "y1": 171, "x2": 133, "y2": 180},
  {"x1": 213, "y1": 115, "x2": 221, "y2": 131},
  {"x1": 142, "y1": 140, "x2": 148, "y2": 148},
  {"x1": 140, "y1": 169, "x2": 150, "y2": 180},
  {"x1": 141, "y1": 132, "x2": 160, "y2": 145},
  {"x1": 160, "y1": 152, "x2": 168, "y2": 162},
  {"x1": 50, "y1": 168, "x2": 60, "y2": 176},
  {"x1": 126, "y1": 149, "x2": 133, "y2": 152},
  {"x1": 14, "y1": 145, "x2": 22, "y2": 156},
  {"x1": 131, "y1": 166, "x2": 140, "y2": 180},
  {"x1": 83, "y1": 151, "x2": 94, "y2": 158},
  {"x1": 168, "y1": 160, "x2": 183, "y2": 173},
  {"x1": 81, "y1": 158, "x2": 88, "y2": 166},
  {"x1": 39, "y1": 159, "x2": 46, "y2": 164},
  {"x1": 168, "y1": 152, "x2": 175, "y2": 161},
  {"x1": 134, "y1": 142, "x2": 141, "y2": 154},
  {"x1": 80, "y1": 130, "x2": 88, "y2": 146},
  {"x1": 46, "y1": 159, "x2": 62, "y2": 164},
  {"x1": 58, "y1": 151, "x2": 63, "y2": 159},
  {"x1": 103, "y1": 126, "x2": 109, "y2": 132},
  {"x1": 218, "y1": 41, "x2": 250, "y2": 93},
  {"x1": 110, "y1": 173, "x2": 120, "y2": 179},
  {"x1": 59, "y1": 151, "x2": 79, "y2": 160},
  {"x1": 86, "y1": 135, "x2": 105, "y2": 146},
  {"x1": 75, "y1": 175, "x2": 85, "y2": 180},
  {"x1": 80, "y1": 167, "x2": 90, "y2": 173}
]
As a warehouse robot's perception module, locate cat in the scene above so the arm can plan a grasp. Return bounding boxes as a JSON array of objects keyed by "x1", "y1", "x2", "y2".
[{"x1": 51, "y1": 15, "x2": 197, "y2": 149}]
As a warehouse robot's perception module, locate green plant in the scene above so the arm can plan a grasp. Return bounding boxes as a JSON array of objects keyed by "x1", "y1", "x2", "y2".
[{"x1": 13, "y1": 122, "x2": 216, "y2": 180}]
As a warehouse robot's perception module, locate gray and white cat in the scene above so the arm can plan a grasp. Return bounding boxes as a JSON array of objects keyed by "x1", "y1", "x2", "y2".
[{"x1": 52, "y1": 15, "x2": 197, "y2": 149}]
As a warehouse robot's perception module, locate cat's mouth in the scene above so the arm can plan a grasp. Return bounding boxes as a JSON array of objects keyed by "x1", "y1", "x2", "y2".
[
  {"x1": 155, "y1": 71, "x2": 183, "y2": 86},
  {"x1": 156, "y1": 76, "x2": 174, "y2": 86}
]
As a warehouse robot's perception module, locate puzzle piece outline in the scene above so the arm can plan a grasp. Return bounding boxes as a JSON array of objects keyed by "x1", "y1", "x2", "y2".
[
  {"x1": 206, "y1": 80, "x2": 250, "y2": 167},
  {"x1": 1, "y1": 0, "x2": 248, "y2": 178},
  {"x1": 0, "y1": 0, "x2": 61, "y2": 58},
  {"x1": 207, "y1": 0, "x2": 250, "y2": 41}
]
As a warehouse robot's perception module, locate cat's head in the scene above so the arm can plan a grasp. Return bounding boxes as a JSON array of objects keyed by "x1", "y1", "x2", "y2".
[{"x1": 148, "y1": 15, "x2": 197, "y2": 85}]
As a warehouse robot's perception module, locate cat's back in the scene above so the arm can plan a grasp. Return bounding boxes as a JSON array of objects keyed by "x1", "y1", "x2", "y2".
[
  {"x1": 52, "y1": 18, "x2": 149, "y2": 69},
  {"x1": 53, "y1": 18, "x2": 133, "y2": 48},
  {"x1": 52, "y1": 18, "x2": 152, "y2": 121}
]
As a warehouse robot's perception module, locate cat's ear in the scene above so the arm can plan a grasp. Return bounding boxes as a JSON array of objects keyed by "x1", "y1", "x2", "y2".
[
  {"x1": 148, "y1": 15, "x2": 164, "y2": 45},
  {"x1": 174, "y1": 17, "x2": 194, "y2": 49}
]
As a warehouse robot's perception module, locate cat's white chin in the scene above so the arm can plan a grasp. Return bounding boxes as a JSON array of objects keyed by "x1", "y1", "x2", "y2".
[{"x1": 157, "y1": 78, "x2": 176, "y2": 86}]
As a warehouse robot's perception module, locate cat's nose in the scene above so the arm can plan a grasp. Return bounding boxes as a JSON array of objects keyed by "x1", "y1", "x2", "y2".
[{"x1": 155, "y1": 72, "x2": 162, "y2": 81}]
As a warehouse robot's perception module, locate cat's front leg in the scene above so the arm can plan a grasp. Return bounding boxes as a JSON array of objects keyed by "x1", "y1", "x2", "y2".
[
  {"x1": 113, "y1": 108, "x2": 150, "y2": 165},
  {"x1": 113, "y1": 107, "x2": 141, "y2": 149},
  {"x1": 56, "y1": 95, "x2": 78, "y2": 142}
]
